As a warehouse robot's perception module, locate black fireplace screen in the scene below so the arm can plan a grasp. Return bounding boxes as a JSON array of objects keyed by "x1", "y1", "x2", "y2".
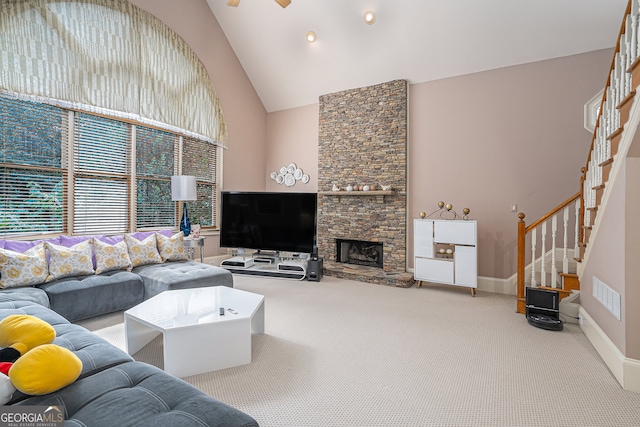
[{"x1": 336, "y1": 239, "x2": 383, "y2": 268}]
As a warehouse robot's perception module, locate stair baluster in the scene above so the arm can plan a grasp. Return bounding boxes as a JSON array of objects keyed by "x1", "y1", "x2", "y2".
[
  {"x1": 540, "y1": 222, "x2": 547, "y2": 287},
  {"x1": 551, "y1": 215, "x2": 558, "y2": 287}
]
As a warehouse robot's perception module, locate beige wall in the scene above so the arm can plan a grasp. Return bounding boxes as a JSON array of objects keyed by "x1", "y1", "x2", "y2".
[
  {"x1": 580, "y1": 159, "x2": 627, "y2": 354},
  {"x1": 265, "y1": 50, "x2": 613, "y2": 279},
  {"x1": 625, "y1": 157, "x2": 640, "y2": 359},
  {"x1": 579, "y1": 142, "x2": 640, "y2": 360},
  {"x1": 266, "y1": 104, "x2": 319, "y2": 193},
  {"x1": 409, "y1": 49, "x2": 612, "y2": 279}
]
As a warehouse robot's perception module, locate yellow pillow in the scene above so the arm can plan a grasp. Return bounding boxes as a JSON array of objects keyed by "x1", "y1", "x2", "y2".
[
  {"x1": 123, "y1": 234, "x2": 162, "y2": 268},
  {"x1": 156, "y1": 232, "x2": 188, "y2": 262},
  {"x1": 93, "y1": 238, "x2": 132, "y2": 274},
  {"x1": 45, "y1": 240, "x2": 95, "y2": 282},
  {"x1": 9, "y1": 344, "x2": 82, "y2": 395},
  {"x1": 0, "y1": 243, "x2": 48, "y2": 288},
  {"x1": 0, "y1": 314, "x2": 56, "y2": 356}
]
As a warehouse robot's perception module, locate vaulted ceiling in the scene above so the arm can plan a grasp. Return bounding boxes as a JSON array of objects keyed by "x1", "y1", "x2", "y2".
[{"x1": 206, "y1": 0, "x2": 627, "y2": 113}]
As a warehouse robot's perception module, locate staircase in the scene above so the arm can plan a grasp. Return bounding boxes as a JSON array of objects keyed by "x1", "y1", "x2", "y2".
[{"x1": 516, "y1": 0, "x2": 638, "y2": 314}]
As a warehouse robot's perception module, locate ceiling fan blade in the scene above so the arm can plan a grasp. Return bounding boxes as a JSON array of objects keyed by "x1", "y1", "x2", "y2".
[
  {"x1": 227, "y1": 0, "x2": 240, "y2": 6},
  {"x1": 274, "y1": 0, "x2": 291, "y2": 8}
]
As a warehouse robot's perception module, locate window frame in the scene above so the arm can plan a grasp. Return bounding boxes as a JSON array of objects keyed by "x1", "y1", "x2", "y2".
[{"x1": 0, "y1": 96, "x2": 221, "y2": 238}]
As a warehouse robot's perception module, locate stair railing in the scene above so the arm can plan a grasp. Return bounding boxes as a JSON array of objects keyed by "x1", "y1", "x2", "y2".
[
  {"x1": 580, "y1": 0, "x2": 636, "y2": 254},
  {"x1": 516, "y1": 0, "x2": 640, "y2": 313},
  {"x1": 516, "y1": 192, "x2": 580, "y2": 314}
]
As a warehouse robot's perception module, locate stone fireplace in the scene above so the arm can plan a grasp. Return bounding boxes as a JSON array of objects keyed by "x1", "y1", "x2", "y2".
[{"x1": 317, "y1": 80, "x2": 413, "y2": 287}]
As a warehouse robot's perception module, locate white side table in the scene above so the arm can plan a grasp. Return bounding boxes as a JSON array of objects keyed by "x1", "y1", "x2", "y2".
[{"x1": 184, "y1": 236, "x2": 205, "y2": 263}]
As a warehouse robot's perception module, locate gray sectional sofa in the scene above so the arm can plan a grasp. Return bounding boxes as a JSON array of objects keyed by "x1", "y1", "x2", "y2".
[{"x1": 0, "y1": 233, "x2": 258, "y2": 426}]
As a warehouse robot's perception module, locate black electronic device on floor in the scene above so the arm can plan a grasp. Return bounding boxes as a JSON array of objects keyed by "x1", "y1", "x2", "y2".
[
  {"x1": 307, "y1": 257, "x2": 323, "y2": 282},
  {"x1": 526, "y1": 287, "x2": 564, "y2": 331}
]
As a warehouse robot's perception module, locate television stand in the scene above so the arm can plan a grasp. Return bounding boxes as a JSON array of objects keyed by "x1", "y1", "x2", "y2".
[
  {"x1": 220, "y1": 256, "x2": 307, "y2": 280},
  {"x1": 252, "y1": 250, "x2": 279, "y2": 265}
]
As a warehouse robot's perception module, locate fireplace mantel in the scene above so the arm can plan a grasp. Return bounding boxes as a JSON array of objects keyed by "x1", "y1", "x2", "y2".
[
  {"x1": 318, "y1": 190, "x2": 395, "y2": 196},
  {"x1": 319, "y1": 190, "x2": 395, "y2": 203}
]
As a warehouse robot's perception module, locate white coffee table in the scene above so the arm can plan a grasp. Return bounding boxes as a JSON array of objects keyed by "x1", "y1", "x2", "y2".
[{"x1": 124, "y1": 286, "x2": 264, "y2": 377}]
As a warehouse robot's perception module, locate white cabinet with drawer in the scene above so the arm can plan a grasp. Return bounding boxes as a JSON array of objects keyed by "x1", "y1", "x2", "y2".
[{"x1": 414, "y1": 219, "x2": 477, "y2": 296}]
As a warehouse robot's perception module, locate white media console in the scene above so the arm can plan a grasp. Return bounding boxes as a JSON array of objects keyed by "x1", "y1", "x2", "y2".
[{"x1": 220, "y1": 256, "x2": 308, "y2": 280}]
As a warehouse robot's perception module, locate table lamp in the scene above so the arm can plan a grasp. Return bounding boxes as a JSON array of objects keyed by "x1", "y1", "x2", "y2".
[{"x1": 171, "y1": 175, "x2": 197, "y2": 237}]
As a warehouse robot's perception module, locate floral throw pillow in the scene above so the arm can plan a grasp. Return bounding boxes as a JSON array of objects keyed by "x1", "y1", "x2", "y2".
[
  {"x1": 45, "y1": 241, "x2": 95, "y2": 282},
  {"x1": 93, "y1": 238, "x2": 132, "y2": 274},
  {"x1": 123, "y1": 234, "x2": 162, "y2": 268},
  {"x1": 0, "y1": 243, "x2": 49, "y2": 288},
  {"x1": 156, "y1": 231, "x2": 188, "y2": 262}
]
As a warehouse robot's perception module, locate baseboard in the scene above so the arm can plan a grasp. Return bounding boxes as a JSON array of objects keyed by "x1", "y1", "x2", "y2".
[
  {"x1": 579, "y1": 307, "x2": 640, "y2": 393},
  {"x1": 477, "y1": 276, "x2": 515, "y2": 295},
  {"x1": 405, "y1": 270, "x2": 515, "y2": 295}
]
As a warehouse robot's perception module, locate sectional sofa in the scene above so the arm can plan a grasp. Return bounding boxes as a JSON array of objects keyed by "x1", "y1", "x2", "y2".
[{"x1": 0, "y1": 231, "x2": 258, "y2": 427}]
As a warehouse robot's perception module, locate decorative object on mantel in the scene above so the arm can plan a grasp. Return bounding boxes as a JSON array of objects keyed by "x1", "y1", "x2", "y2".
[
  {"x1": 380, "y1": 184, "x2": 392, "y2": 191},
  {"x1": 420, "y1": 201, "x2": 472, "y2": 221},
  {"x1": 332, "y1": 184, "x2": 340, "y2": 192},
  {"x1": 270, "y1": 162, "x2": 309, "y2": 186},
  {"x1": 346, "y1": 185, "x2": 353, "y2": 191}
]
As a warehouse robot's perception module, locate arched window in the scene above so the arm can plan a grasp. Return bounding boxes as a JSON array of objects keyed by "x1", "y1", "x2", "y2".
[{"x1": 0, "y1": 0, "x2": 225, "y2": 236}]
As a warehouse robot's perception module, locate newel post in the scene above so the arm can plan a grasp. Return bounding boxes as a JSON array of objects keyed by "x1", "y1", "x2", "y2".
[{"x1": 516, "y1": 212, "x2": 526, "y2": 314}]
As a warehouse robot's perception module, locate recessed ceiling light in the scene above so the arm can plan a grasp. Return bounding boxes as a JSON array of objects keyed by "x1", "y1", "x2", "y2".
[
  {"x1": 306, "y1": 31, "x2": 317, "y2": 43},
  {"x1": 364, "y1": 11, "x2": 376, "y2": 25}
]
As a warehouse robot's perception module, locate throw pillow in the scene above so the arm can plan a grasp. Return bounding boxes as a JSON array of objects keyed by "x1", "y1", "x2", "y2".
[
  {"x1": 0, "y1": 243, "x2": 49, "y2": 288},
  {"x1": 156, "y1": 231, "x2": 188, "y2": 262},
  {"x1": 123, "y1": 234, "x2": 162, "y2": 268},
  {"x1": 9, "y1": 344, "x2": 82, "y2": 396},
  {"x1": 45, "y1": 240, "x2": 95, "y2": 282},
  {"x1": 93, "y1": 238, "x2": 132, "y2": 274}
]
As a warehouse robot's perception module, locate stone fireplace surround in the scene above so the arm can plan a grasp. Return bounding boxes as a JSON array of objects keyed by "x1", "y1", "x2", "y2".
[{"x1": 317, "y1": 80, "x2": 414, "y2": 287}]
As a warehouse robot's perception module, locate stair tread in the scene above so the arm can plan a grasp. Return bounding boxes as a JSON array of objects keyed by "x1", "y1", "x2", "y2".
[{"x1": 537, "y1": 286, "x2": 570, "y2": 294}]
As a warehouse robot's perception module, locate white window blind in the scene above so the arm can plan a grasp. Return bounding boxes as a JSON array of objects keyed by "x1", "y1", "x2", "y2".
[
  {"x1": 73, "y1": 113, "x2": 131, "y2": 234},
  {"x1": 182, "y1": 137, "x2": 218, "y2": 227},
  {"x1": 136, "y1": 126, "x2": 178, "y2": 229},
  {"x1": 0, "y1": 96, "x2": 67, "y2": 237}
]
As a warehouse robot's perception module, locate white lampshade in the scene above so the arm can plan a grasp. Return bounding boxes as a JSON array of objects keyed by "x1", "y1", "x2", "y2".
[{"x1": 171, "y1": 176, "x2": 197, "y2": 201}]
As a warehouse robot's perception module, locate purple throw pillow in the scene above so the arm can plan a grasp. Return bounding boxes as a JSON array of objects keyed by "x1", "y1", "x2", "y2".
[
  {"x1": 3, "y1": 237, "x2": 61, "y2": 253},
  {"x1": 130, "y1": 229, "x2": 173, "y2": 240},
  {"x1": 99, "y1": 235, "x2": 124, "y2": 245},
  {"x1": 59, "y1": 235, "x2": 104, "y2": 247}
]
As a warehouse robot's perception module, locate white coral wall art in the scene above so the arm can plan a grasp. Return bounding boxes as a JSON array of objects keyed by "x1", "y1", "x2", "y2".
[{"x1": 270, "y1": 162, "x2": 309, "y2": 186}]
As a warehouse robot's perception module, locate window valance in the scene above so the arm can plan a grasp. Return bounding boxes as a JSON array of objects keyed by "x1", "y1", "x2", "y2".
[{"x1": 0, "y1": 0, "x2": 226, "y2": 147}]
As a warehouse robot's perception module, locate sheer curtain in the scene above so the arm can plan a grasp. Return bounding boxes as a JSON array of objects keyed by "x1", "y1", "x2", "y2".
[{"x1": 0, "y1": 0, "x2": 226, "y2": 147}]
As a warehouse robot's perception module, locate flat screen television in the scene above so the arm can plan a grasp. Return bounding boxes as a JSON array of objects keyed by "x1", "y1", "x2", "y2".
[{"x1": 219, "y1": 191, "x2": 318, "y2": 254}]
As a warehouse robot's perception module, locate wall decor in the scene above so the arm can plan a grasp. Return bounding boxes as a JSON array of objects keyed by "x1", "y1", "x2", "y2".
[{"x1": 270, "y1": 162, "x2": 309, "y2": 186}]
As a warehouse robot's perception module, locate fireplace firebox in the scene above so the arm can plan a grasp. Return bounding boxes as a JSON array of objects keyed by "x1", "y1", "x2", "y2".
[{"x1": 336, "y1": 239, "x2": 383, "y2": 268}]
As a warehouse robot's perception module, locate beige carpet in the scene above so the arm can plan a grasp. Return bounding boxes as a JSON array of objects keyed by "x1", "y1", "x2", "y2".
[{"x1": 77, "y1": 276, "x2": 640, "y2": 427}]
